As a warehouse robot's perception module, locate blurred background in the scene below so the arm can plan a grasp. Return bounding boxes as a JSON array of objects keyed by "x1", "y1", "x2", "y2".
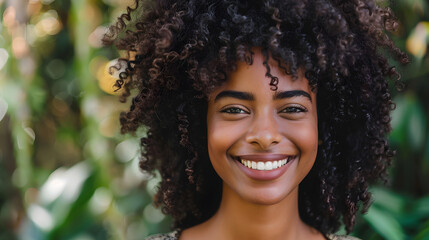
[{"x1": 0, "y1": 0, "x2": 428, "y2": 239}]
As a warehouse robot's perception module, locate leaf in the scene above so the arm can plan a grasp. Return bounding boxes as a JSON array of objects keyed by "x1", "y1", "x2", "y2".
[
  {"x1": 27, "y1": 83, "x2": 47, "y2": 116},
  {"x1": 363, "y1": 205, "x2": 406, "y2": 240},
  {"x1": 371, "y1": 187, "x2": 406, "y2": 215},
  {"x1": 390, "y1": 95, "x2": 427, "y2": 150},
  {"x1": 415, "y1": 220, "x2": 429, "y2": 240},
  {"x1": 424, "y1": 137, "x2": 429, "y2": 167},
  {"x1": 390, "y1": 96, "x2": 411, "y2": 145},
  {"x1": 407, "y1": 98, "x2": 427, "y2": 150},
  {"x1": 413, "y1": 195, "x2": 429, "y2": 218}
]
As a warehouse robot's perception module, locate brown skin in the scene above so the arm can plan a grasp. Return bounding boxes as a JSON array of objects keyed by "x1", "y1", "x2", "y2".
[{"x1": 181, "y1": 50, "x2": 323, "y2": 240}]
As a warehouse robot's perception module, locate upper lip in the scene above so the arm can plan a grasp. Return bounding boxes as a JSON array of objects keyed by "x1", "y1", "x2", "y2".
[{"x1": 234, "y1": 154, "x2": 292, "y2": 161}]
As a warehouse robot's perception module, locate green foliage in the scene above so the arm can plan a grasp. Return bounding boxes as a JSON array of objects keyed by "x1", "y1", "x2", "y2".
[{"x1": 0, "y1": 0, "x2": 428, "y2": 239}]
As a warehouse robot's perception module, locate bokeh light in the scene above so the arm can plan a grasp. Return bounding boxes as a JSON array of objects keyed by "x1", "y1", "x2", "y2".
[
  {"x1": 406, "y1": 22, "x2": 429, "y2": 58},
  {"x1": 88, "y1": 26, "x2": 107, "y2": 48},
  {"x1": 12, "y1": 36, "x2": 28, "y2": 58},
  {"x1": 96, "y1": 58, "x2": 127, "y2": 95},
  {"x1": 0, "y1": 48, "x2": 9, "y2": 70},
  {"x1": 3, "y1": 6, "x2": 17, "y2": 28},
  {"x1": 34, "y1": 10, "x2": 62, "y2": 37},
  {"x1": 89, "y1": 187, "x2": 113, "y2": 215},
  {"x1": 0, "y1": 97, "x2": 8, "y2": 122},
  {"x1": 28, "y1": 204, "x2": 54, "y2": 231}
]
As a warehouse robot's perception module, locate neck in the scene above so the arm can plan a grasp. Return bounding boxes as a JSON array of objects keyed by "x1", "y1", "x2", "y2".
[{"x1": 205, "y1": 184, "x2": 312, "y2": 240}]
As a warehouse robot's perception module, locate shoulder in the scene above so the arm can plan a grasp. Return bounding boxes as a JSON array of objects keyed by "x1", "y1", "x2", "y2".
[
  {"x1": 326, "y1": 234, "x2": 361, "y2": 240},
  {"x1": 144, "y1": 229, "x2": 182, "y2": 240}
]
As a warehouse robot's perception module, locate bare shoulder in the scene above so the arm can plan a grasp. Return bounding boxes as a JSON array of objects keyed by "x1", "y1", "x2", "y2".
[
  {"x1": 327, "y1": 234, "x2": 361, "y2": 240},
  {"x1": 144, "y1": 229, "x2": 181, "y2": 240}
]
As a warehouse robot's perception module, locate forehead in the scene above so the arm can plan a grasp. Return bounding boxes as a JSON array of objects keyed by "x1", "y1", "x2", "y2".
[{"x1": 211, "y1": 51, "x2": 313, "y2": 97}]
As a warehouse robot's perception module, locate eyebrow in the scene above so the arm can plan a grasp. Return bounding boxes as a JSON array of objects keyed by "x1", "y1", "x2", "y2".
[
  {"x1": 214, "y1": 90, "x2": 254, "y2": 102},
  {"x1": 274, "y1": 90, "x2": 312, "y2": 102},
  {"x1": 214, "y1": 89, "x2": 312, "y2": 102}
]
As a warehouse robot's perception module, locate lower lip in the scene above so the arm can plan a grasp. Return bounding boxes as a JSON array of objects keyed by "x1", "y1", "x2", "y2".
[{"x1": 235, "y1": 157, "x2": 296, "y2": 181}]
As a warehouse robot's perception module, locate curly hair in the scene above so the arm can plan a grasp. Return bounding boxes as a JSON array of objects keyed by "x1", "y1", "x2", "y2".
[{"x1": 104, "y1": 0, "x2": 408, "y2": 235}]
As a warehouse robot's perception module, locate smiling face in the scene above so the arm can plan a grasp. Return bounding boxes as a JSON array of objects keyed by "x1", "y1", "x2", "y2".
[{"x1": 207, "y1": 51, "x2": 318, "y2": 205}]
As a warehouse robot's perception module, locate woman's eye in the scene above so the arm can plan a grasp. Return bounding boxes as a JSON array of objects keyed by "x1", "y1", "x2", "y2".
[
  {"x1": 221, "y1": 107, "x2": 248, "y2": 114},
  {"x1": 280, "y1": 106, "x2": 307, "y2": 114}
]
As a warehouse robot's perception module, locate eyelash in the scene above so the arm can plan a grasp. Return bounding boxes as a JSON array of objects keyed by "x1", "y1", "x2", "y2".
[
  {"x1": 279, "y1": 106, "x2": 307, "y2": 114},
  {"x1": 220, "y1": 107, "x2": 249, "y2": 114},
  {"x1": 220, "y1": 106, "x2": 307, "y2": 114}
]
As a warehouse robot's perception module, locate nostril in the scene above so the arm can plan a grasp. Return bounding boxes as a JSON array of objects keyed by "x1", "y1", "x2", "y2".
[
  {"x1": 245, "y1": 117, "x2": 282, "y2": 149},
  {"x1": 245, "y1": 132, "x2": 282, "y2": 149}
]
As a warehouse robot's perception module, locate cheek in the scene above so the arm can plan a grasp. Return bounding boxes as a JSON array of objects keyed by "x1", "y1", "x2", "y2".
[
  {"x1": 207, "y1": 120, "x2": 235, "y2": 157},
  {"x1": 287, "y1": 121, "x2": 318, "y2": 158},
  {"x1": 207, "y1": 113, "x2": 228, "y2": 164},
  {"x1": 206, "y1": 119, "x2": 234, "y2": 180},
  {"x1": 301, "y1": 125, "x2": 318, "y2": 152},
  {"x1": 206, "y1": 116, "x2": 247, "y2": 174}
]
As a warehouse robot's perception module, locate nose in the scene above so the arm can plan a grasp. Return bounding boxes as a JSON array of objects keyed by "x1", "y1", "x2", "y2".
[{"x1": 245, "y1": 112, "x2": 282, "y2": 150}]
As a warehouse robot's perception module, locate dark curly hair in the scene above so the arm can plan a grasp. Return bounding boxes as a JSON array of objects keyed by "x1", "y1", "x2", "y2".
[{"x1": 103, "y1": 0, "x2": 409, "y2": 235}]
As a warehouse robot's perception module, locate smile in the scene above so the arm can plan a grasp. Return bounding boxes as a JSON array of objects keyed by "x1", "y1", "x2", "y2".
[{"x1": 238, "y1": 156, "x2": 295, "y2": 171}]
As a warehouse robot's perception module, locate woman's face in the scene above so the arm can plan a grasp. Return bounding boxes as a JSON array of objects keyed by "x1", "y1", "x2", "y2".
[{"x1": 207, "y1": 51, "x2": 318, "y2": 205}]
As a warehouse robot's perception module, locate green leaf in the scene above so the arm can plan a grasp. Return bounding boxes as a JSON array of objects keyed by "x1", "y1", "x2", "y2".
[
  {"x1": 407, "y1": 100, "x2": 427, "y2": 150},
  {"x1": 363, "y1": 205, "x2": 406, "y2": 240},
  {"x1": 415, "y1": 220, "x2": 429, "y2": 240},
  {"x1": 390, "y1": 96, "x2": 410, "y2": 144},
  {"x1": 371, "y1": 187, "x2": 406, "y2": 215},
  {"x1": 413, "y1": 195, "x2": 429, "y2": 217},
  {"x1": 27, "y1": 82, "x2": 47, "y2": 116},
  {"x1": 390, "y1": 95, "x2": 427, "y2": 150}
]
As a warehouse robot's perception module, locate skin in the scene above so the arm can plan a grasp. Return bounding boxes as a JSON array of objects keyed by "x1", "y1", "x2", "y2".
[{"x1": 181, "y1": 50, "x2": 323, "y2": 240}]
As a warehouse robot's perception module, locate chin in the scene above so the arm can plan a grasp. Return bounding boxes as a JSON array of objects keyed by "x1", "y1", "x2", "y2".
[{"x1": 236, "y1": 184, "x2": 298, "y2": 206}]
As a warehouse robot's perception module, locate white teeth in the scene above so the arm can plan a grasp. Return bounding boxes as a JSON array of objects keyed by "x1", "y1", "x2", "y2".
[
  {"x1": 239, "y1": 157, "x2": 293, "y2": 171},
  {"x1": 265, "y1": 161, "x2": 273, "y2": 170},
  {"x1": 257, "y1": 162, "x2": 265, "y2": 170},
  {"x1": 251, "y1": 161, "x2": 257, "y2": 169}
]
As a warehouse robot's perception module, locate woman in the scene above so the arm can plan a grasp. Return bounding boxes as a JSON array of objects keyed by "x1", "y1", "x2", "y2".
[{"x1": 104, "y1": 0, "x2": 408, "y2": 239}]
